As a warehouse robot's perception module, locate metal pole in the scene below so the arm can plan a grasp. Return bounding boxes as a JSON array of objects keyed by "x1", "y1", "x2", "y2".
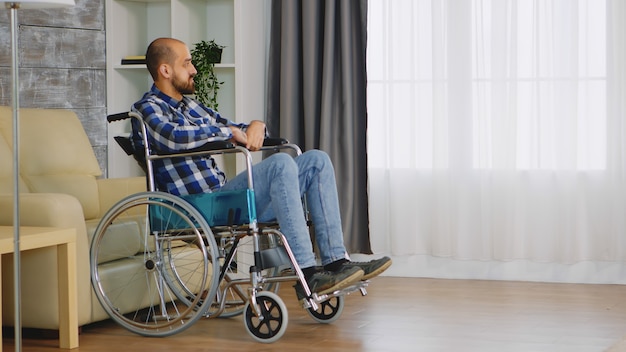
[{"x1": 8, "y1": 2, "x2": 22, "y2": 351}]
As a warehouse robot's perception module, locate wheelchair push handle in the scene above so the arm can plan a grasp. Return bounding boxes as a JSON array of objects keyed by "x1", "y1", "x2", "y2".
[{"x1": 107, "y1": 111, "x2": 135, "y2": 123}]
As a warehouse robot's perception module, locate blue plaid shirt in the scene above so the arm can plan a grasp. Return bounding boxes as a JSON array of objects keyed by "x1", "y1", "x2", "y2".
[{"x1": 131, "y1": 84, "x2": 248, "y2": 195}]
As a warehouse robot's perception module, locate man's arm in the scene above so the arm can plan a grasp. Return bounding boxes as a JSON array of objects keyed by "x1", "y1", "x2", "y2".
[{"x1": 133, "y1": 98, "x2": 233, "y2": 153}]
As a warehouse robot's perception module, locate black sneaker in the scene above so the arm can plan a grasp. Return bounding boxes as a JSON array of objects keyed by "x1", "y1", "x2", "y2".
[
  {"x1": 295, "y1": 266, "x2": 364, "y2": 298},
  {"x1": 341, "y1": 256, "x2": 392, "y2": 280}
]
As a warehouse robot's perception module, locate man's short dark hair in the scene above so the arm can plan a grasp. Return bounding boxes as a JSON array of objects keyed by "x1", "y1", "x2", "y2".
[{"x1": 145, "y1": 38, "x2": 183, "y2": 80}]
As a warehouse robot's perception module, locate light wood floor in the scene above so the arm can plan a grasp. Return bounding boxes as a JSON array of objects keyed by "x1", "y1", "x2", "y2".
[{"x1": 4, "y1": 277, "x2": 626, "y2": 352}]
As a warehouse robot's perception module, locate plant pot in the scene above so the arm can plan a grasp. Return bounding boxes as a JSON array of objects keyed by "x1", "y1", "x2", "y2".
[{"x1": 207, "y1": 48, "x2": 222, "y2": 64}]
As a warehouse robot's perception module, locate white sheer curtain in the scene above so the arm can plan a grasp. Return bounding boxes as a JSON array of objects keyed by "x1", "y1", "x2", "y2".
[{"x1": 366, "y1": 0, "x2": 626, "y2": 283}]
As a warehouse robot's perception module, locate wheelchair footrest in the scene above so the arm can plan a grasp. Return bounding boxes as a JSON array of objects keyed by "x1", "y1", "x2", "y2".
[{"x1": 301, "y1": 280, "x2": 369, "y2": 310}]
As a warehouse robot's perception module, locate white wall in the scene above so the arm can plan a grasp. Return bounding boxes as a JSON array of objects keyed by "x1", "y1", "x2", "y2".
[
  {"x1": 234, "y1": 0, "x2": 271, "y2": 125},
  {"x1": 230, "y1": 0, "x2": 271, "y2": 171}
]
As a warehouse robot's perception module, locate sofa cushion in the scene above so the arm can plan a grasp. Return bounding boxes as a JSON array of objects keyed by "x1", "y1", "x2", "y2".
[
  {"x1": 25, "y1": 174, "x2": 100, "y2": 219},
  {"x1": 0, "y1": 107, "x2": 102, "y2": 219}
]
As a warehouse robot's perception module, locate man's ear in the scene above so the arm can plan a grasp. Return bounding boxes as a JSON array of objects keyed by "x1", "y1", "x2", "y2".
[{"x1": 158, "y1": 64, "x2": 171, "y2": 78}]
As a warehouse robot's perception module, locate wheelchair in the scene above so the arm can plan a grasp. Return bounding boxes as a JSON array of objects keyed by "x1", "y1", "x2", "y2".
[{"x1": 89, "y1": 111, "x2": 368, "y2": 343}]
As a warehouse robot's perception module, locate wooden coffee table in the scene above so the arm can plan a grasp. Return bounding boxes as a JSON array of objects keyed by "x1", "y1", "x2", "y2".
[{"x1": 0, "y1": 226, "x2": 78, "y2": 350}]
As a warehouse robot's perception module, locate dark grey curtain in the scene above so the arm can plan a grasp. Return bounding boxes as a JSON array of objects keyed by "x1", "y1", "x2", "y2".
[{"x1": 266, "y1": 0, "x2": 371, "y2": 253}]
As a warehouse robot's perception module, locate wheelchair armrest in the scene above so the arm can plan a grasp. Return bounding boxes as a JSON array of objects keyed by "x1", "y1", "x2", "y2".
[
  {"x1": 233, "y1": 138, "x2": 288, "y2": 148},
  {"x1": 260, "y1": 137, "x2": 301, "y2": 155},
  {"x1": 180, "y1": 140, "x2": 236, "y2": 154},
  {"x1": 112, "y1": 135, "x2": 148, "y2": 173},
  {"x1": 114, "y1": 136, "x2": 135, "y2": 156},
  {"x1": 149, "y1": 140, "x2": 237, "y2": 160},
  {"x1": 263, "y1": 138, "x2": 289, "y2": 147}
]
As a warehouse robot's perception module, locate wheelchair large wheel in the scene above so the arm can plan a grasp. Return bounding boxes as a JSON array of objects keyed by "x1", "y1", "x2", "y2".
[
  {"x1": 306, "y1": 296, "x2": 344, "y2": 324},
  {"x1": 90, "y1": 191, "x2": 220, "y2": 337},
  {"x1": 243, "y1": 291, "x2": 288, "y2": 343},
  {"x1": 211, "y1": 232, "x2": 282, "y2": 318}
]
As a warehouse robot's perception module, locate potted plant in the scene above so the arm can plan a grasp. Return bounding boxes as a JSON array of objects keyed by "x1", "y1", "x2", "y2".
[{"x1": 191, "y1": 40, "x2": 225, "y2": 110}]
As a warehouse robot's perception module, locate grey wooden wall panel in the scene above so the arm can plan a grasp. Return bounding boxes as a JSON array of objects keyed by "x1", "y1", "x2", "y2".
[
  {"x1": 0, "y1": 68, "x2": 105, "y2": 108},
  {"x1": 21, "y1": 26, "x2": 106, "y2": 69},
  {"x1": 0, "y1": 23, "x2": 11, "y2": 67},
  {"x1": 93, "y1": 145, "x2": 107, "y2": 177},
  {"x1": 0, "y1": 0, "x2": 108, "y2": 176},
  {"x1": 79, "y1": 107, "x2": 108, "y2": 145},
  {"x1": 0, "y1": 0, "x2": 104, "y2": 31}
]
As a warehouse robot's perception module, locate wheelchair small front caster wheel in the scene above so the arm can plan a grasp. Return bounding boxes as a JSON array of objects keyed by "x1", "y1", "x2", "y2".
[
  {"x1": 243, "y1": 291, "x2": 288, "y2": 343},
  {"x1": 306, "y1": 295, "x2": 344, "y2": 324}
]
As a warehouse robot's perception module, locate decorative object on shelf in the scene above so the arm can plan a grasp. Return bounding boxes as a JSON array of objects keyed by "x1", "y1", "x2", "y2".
[
  {"x1": 191, "y1": 40, "x2": 225, "y2": 110},
  {"x1": 121, "y1": 55, "x2": 146, "y2": 65},
  {"x1": 2, "y1": 1, "x2": 76, "y2": 350}
]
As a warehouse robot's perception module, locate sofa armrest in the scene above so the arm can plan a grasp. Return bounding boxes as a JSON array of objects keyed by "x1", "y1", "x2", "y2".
[
  {"x1": 96, "y1": 177, "x2": 146, "y2": 218},
  {"x1": 0, "y1": 193, "x2": 86, "y2": 230}
]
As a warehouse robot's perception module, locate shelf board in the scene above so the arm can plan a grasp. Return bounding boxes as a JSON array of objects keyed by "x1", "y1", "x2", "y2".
[
  {"x1": 116, "y1": 0, "x2": 169, "y2": 3},
  {"x1": 114, "y1": 63, "x2": 235, "y2": 70},
  {"x1": 114, "y1": 64, "x2": 147, "y2": 69},
  {"x1": 215, "y1": 63, "x2": 235, "y2": 69}
]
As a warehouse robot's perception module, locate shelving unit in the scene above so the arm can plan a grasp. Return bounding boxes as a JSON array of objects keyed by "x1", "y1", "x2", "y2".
[{"x1": 105, "y1": 0, "x2": 240, "y2": 178}]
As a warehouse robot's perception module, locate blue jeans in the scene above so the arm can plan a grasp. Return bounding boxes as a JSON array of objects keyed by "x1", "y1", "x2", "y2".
[{"x1": 218, "y1": 150, "x2": 347, "y2": 268}]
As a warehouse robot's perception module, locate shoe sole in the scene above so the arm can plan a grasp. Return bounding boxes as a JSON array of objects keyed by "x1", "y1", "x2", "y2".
[
  {"x1": 361, "y1": 259, "x2": 392, "y2": 280},
  {"x1": 317, "y1": 269, "x2": 364, "y2": 295}
]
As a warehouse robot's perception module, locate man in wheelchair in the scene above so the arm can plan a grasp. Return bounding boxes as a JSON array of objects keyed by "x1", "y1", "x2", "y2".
[{"x1": 131, "y1": 37, "x2": 391, "y2": 298}]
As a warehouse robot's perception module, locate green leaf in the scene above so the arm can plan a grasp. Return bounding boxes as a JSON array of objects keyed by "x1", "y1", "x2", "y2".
[{"x1": 191, "y1": 40, "x2": 226, "y2": 110}]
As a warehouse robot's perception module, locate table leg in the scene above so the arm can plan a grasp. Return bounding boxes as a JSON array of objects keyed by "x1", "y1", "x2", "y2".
[
  {"x1": 0, "y1": 258, "x2": 2, "y2": 352},
  {"x1": 57, "y1": 242, "x2": 78, "y2": 349}
]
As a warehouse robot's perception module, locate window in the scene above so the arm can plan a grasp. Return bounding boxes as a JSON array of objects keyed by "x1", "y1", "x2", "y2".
[{"x1": 367, "y1": 0, "x2": 607, "y2": 170}]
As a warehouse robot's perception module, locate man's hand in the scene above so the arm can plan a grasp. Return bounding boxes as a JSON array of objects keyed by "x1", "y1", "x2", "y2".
[
  {"x1": 229, "y1": 126, "x2": 248, "y2": 146},
  {"x1": 229, "y1": 120, "x2": 266, "y2": 151},
  {"x1": 245, "y1": 120, "x2": 266, "y2": 151}
]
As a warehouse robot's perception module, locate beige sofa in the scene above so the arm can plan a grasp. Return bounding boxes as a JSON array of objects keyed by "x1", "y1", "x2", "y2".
[{"x1": 0, "y1": 106, "x2": 146, "y2": 330}]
